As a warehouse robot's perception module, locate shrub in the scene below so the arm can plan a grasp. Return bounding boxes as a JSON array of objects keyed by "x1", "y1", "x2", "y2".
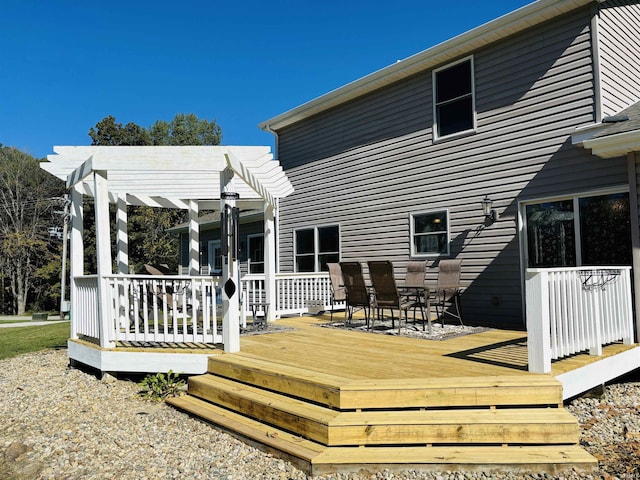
[{"x1": 138, "y1": 370, "x2": 186, "y2": 401}]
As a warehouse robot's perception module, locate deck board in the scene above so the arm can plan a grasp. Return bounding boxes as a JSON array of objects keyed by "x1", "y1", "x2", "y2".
[{"x1": 239, "y1": 318, "x2": 530, "y2": 380}]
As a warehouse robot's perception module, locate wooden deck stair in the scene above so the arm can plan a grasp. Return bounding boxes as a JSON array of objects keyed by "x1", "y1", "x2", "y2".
[{"x1": 168, "y1": 354, "x2": 597, "y2": 475}]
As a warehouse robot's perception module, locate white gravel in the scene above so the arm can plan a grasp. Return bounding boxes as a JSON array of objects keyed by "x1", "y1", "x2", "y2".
[{"x1": 1, "y1": 348, "x2": 638, "y2": 479}]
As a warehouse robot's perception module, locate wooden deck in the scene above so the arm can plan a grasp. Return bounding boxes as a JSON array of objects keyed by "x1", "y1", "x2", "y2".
[{"x1": 166, "y1": 315, "x2": 637, "y2": 475}]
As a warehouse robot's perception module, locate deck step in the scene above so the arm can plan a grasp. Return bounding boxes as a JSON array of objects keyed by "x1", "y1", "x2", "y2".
[
  {"x1": 207, "y1": 354, "x2": 345, "y2": 408},
  {"x1": 167, "y1": 395, "x2": 596, "y2": 476},
  {"x1": 311, "y1": 445, "x2": 597, "y2": 476},
  {"x1": 208, "y1": 354, "x2": 563, "y2": 409},
  {"x1": 329, "y1": 408, "x2": 579, "y2": 446},
  {"x1": 186, "y1": 373, "x2": 579, "y2": 447},
  {"x1": 167, "y1": 395, "x2": 324, "y2": 466},
  {"x1": 188, "y1": 373, "x2": 338, "y2": 444}
]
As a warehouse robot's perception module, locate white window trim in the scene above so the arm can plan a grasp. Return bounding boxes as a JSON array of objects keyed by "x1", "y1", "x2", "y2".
[
  {"x1": 247, "y1": 233, "x2": 264, "y2": 274},
  {"x1": 294, "y1": 224, "x2": 341, "y2": 272},
  {"x1": 432, "y1": 55, "x2": 477, "y2": 141},
  {"x1": 410, "y1": 209, "x2": 450, "y2": 258}
]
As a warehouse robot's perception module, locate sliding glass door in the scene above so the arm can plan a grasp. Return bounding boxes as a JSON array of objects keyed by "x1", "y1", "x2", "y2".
[{"x1": 524, "y1": 192, "x2": 631, "y2": 268}]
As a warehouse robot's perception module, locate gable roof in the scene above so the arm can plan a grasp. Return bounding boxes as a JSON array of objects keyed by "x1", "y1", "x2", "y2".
[{"x1": 259, "y1": 0, "x2": 599, "y2": 132}]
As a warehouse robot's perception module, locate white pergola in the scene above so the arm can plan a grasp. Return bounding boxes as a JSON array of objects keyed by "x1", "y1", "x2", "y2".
[{"x1": 42, "y1": 145, "x2": 294, "y2": 353}]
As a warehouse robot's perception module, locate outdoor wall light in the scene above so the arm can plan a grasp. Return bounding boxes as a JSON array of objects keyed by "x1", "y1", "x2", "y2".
[{"x1": 481, "y1": 195, "x2": 497, "y2": 223}]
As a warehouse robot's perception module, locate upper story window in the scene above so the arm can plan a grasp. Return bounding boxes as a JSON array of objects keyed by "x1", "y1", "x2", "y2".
[
  {"x1": 433, "y1": 57, "x2": 475, "y2": 139},
  {"x1": 295, "y1": 225, "x2": 340, "y2": 272},
  {"x1": 410, "y1": 210, "x2": 450, "y2": 257}
]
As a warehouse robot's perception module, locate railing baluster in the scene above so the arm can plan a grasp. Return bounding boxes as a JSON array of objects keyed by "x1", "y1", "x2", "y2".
[{"x1": 527, "y1": 267, "x2": 633, "y2": 372}]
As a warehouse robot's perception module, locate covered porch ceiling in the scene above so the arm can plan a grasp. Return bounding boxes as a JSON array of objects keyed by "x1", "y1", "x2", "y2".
[{"x1": 41, "y1": 145, "x2": 294, "y2": 209}]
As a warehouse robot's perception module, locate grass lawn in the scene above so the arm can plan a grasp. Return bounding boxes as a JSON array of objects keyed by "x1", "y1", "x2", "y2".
[{"x1": 0, "y1": 322, "x2": 69, "y2": 360}]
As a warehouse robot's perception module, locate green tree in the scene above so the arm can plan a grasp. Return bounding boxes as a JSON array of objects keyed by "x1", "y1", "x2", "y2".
[
  {"x1": 0, "y1": 147, "x2": 65, "y2": 314},
  {"x1": 150, "y1": 113, "x2": 222, "y2": 146},
  {"x1": 88, "y1": 115, "x2": 151, "y2": 146},
  {"x1": 88, "y1": 113, "x2": 222, "y2": 273}
]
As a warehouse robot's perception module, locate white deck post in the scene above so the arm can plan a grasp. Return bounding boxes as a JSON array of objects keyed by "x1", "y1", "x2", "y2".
[
  {"x1": 69, "y1": 186, "x2": 84, "y2": 340},
  {"x1": 526, "y1": 269, "x2": 552, "y2": 373},
  {"x1": 264, "y1": 203, "x2": 276, "y2": 321},
  {"x1": 189, "y1": 200, "x2": 200, "y2": 276},
  {"x1": 94, "y1": 172, "x2": 115, "y2": 348},
  {"x1": 221, "y1": 168, "x2": 240, "y2": 352}
]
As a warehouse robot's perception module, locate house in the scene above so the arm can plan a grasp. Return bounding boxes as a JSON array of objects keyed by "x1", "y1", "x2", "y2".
[
  {"x1": 39, "y1": 1, "x2": 640, "y2": 473},
  {"x1": 258, "y1": 0, "x2": 640, "y2": 335}
]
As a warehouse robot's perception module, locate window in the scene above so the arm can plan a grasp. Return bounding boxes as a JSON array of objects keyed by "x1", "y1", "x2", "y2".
[
  {"x1": 295, "y1": 225, "x2": 340, "y2": 272},
  {"x1": 207, "y1": 240, "x2": 222, "y2": 274},
  {"x1": 247, "y1": 234, "x2": 264, "y2": 274},
  {"x1": 411, "y1": 211, "x2": 449, "y2": 256},
  {"x1": 525, "y1": 192, "x2": 631, "y2": 268},
  {"x1": 433, "y1": 57, "x2": 475, "y2": 139}
]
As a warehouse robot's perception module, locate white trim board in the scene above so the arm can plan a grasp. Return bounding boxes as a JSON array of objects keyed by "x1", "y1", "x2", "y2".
[
  {"x1": 68, "y1": 340, "x2": 213, "y2": 375},
  {"x1": 555, "y1": 346, "x2": 640, "y2": 400}
]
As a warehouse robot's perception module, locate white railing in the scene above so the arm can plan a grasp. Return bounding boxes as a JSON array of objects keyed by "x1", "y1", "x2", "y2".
[
  {"x1": 241, "y1": 272, "x2": 340, "y2": 318},
  {"x1": 526, "y1": 266, "x2": 634, "y2": 373},
  {"x1": 104, "y1": 275, "x2": 222, "y2": 344},
  {"x1": 73, "y1": 275, "x2": 100, "y2": 339},
  {"x1": 71, "y1": 272, "x2": 341, "y2": 348}
]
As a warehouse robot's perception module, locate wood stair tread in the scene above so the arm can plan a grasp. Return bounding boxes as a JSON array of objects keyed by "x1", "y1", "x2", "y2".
[
  {"x1": 189, "y1": 373, "x2": 339, "y2": 423},
  {"x1": 311, "y1": 445, "x2": 597, "y2": 474},
  {"x1": 208, "y1": 355, "x2": 562, "y2": 409},
  {"x1": 167, "y1": 395, "x2": 325, "y2": 461},
  {"x1": 166, "y1": 395, "x2": 597, "y2": 477},
  {"x1": 331, "y1": 408, "x2": 578, "y2": 426},
  {"x1": 210, "y1": 353, "x2": 350, "y2": 386},
  {"x1": 207, "y1": 354, "x2": 344, "y2": 408}
]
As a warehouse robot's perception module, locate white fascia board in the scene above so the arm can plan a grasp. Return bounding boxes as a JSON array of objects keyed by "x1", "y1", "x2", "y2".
[
  {"x1": 571, "y1": 122, "x2": 608, "y2": 146},
  {"x1": 582, "y1": 131, "x2": 640, "y2": 159},
  {"x1": 259, "y1": 0, "x2": 593, "y2": 132}
]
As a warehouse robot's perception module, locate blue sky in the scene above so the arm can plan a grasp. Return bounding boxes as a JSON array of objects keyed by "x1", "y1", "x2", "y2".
[{"x1": 1, "y1": 1, "x2": 532, "y2": 159}]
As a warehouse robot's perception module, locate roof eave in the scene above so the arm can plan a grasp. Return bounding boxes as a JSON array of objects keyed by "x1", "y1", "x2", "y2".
[
  {"x1": 581, "y1": 131, "x2": 640, "y2": 159},
  {"x1": 259, "y1": 0, "x2": 595, "y2": 132}
]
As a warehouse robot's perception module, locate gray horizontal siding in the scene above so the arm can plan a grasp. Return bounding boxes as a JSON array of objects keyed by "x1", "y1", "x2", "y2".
[
  {"x1": 598, "y1": 0, "x2": 640, "y2": 116},
  {"x1": 275, "y1": 7, "x2": 631, "y2": 326}
]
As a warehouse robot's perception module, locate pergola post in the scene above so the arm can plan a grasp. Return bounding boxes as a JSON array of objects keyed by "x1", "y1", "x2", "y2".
[
  {"x1": 116, "y1": 194, "x2": 129, "y2": 274},
  {"x1": 189, "y1": 200, "x2": 200, "y2": 276},
  {"x1": 264, "y1": 203, "x2": 276, "y2": 321},
  {"x1": 221, "y1": 168, "x2": 240, "y2": 352},
  {"x1": 94, "y1": 172, "x2": 115, "y2": 348},
  {"x1": 69, "y1": 186, "x2": 84, "y2": 340}
]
